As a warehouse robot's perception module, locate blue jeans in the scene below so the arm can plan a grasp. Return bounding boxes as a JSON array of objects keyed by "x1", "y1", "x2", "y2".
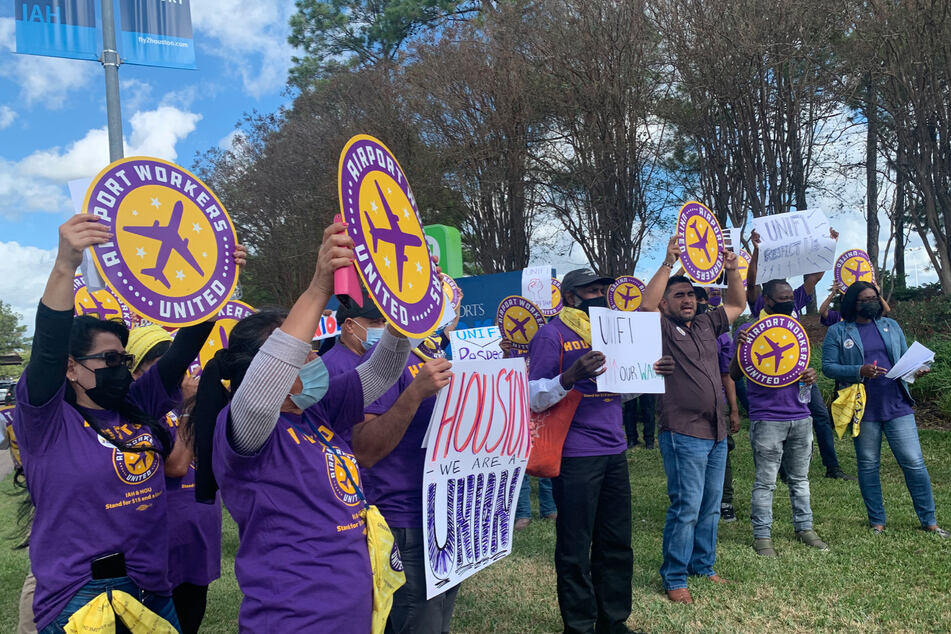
[
  {"x1": 40, "y1": 576, "x2": 181, "y2": 633},
  {"x1": 659, "y1": 431, "x2": 727, "y2": 591},
  {"x1": 853, "y1": 413, "x2": 936, "y2": 527},
  {"x1": 750, "y1": 418, "x2": 814, "y2": 538},
  {"x1": 516, "y1": 476, "x2": 557, "y2": 519},
  {"x1": 809, "y1": 383, "x2": 840, "y2": 470}
]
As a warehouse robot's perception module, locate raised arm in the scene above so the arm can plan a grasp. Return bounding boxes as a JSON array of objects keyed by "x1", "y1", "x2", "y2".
[
  {"x1": 746, "y1": 230, "x2": 761, "y2": 309},
  {"x1": 26, "y1": 215, "x2": 111, "y2": 405},
  {"x1": 819, "y1": 288, "x2": 836, "y2": 320},
  {"x1": 641, "y1": 236, "x2": 679, "y2": 312},
  {"x1": 228, "y1": 223, "x2": 354, "y2": 454},
  {"x1": 722, "y1": 251, "x2": 746, "y2": 323}
]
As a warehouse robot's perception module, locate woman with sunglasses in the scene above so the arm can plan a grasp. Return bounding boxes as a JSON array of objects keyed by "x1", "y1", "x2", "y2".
[
  {"x1": 13, "y1": 213, "x2": 245, "y2": 632},
  {"x1": 822, "y1": 281, "x2": 947, "y2": 537},
  {"x1": 191, "y1": 222, "x2": 412, "y2": 633}
]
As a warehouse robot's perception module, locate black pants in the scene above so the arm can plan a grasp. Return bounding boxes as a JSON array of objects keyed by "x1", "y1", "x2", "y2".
[
  {"x1": 722, "y1": 434, "x2": 736, "y2": 505},
  {"x1": 623, "y1": 396, "x2": 655, "y2": 447},
  {"x1": 552, "y1": 453, "x2": 633, "y2": 634},
  {"x1": 172, "y1": 583, "x2": 208, "y2": 634},
  {"x1": 386, "y1": 527, "x2": 460, "y2": 634}
]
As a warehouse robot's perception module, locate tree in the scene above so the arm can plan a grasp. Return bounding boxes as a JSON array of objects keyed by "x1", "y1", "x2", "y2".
[
  {"x1": 658, "y1": 0, "x2": 848, "y2": 228},
  {"x1": 0, "y1": 301, "x2": 28, "y2": 380},
  {"x1": 287, "y1": 0, "x2": 479, "y2": 89},
  {"x1": 402, "y1": 2, "x2": 545, "y2": 273},
  {"x1": 531, "y1": 0, "x2": 673, "y2": 276}
]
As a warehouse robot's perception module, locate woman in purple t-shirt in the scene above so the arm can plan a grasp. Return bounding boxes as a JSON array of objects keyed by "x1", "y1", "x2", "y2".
[
  {"x1": 191, "y1": 222, "x2": 413, "y2": 633},
  {"x1": 13, "y1": 214, "x2": 243, "y2": 632},
  {"x1": 822, "y1": 281, "x2": 947, "y2": 538}
]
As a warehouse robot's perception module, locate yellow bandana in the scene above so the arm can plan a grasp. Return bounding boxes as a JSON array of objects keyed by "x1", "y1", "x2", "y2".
[
  {"x1": 366, "y1": 505, "x2": 406, "y2": 634},
  {"x1": 559, "y1": 307, "x2": 591, "y2": 346},
  {"x1": 65, "y1": 590, "x2": 177, "y2": 633},
  {"x1": 831, "y1": 383, "x2": 866, "y2": 440}
]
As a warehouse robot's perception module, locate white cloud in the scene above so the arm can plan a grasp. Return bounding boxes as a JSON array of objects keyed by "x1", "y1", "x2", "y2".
[
  {"x1": 120, "y1": 79, "x2": 154, "y2": 113},
  {"x1": 190, "y1": 0, "x2": 298, "y2": 97},
  {"x1": 0, "y1": 17, "x2": 98, "y2": 109},
  {"x1": 0, "y1": 241, "x2": 57, "y2": 334},
  {"x1": 0, "y1": 105, "x2": 15, "y2": 129},
  {"x1": 1, "y1": 105, "x2": 202, "y2": 221}
]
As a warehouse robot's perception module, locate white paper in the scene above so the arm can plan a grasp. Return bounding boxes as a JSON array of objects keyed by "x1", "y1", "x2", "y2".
[
  {"x1": 589, "y1": 307, "x2": 665, "y2": 394},
  {"x1": 885, "y1": 341, "x2": 935, "y2": 382},
  {"x1": 522, "y1": 265, "x2": 553, "y2": 309},
  {"x1": 752, "y1": 209, "x2": 837, "y2": 281},
  {"x1": 437, "y1": 301, "x2": 457, "y2": 330},
  {"x1": 67, "y1": 177, "x2": 93, "y2": 213},
  {"x1": 449, "y1": 326, "x2": 503, "y2": 361},
  {"x1": 421, "y1": 358, "x2": 530, "y2": 598}
]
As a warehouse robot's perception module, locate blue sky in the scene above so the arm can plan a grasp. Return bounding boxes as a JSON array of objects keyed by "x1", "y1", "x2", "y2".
[{"x1": 0, "y1": 1, "x2": 939, "y2": 333}]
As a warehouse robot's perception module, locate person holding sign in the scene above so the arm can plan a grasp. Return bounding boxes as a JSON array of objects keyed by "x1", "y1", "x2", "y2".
[
  {"x1": 730, "y1": 295, "x2": 829, "y2": 556},
  {"x1": 190, "y1": 222, "x2": 416, "y2": 632},
  {"x1": 747, "y1": 229, "x2": 854, "y2": 482},
  {"x1": 12, "y1": 213, "x2": 243, "y2": 632},
  {"x1": 822, "y1": 282, "x2": 947, "y2": 538},
  {"x1": 528, "y1": 268, "x2": 674, "y2": 634},
  {"x1": 640, "y1": 237, "x2": 746, "y2": 605}
]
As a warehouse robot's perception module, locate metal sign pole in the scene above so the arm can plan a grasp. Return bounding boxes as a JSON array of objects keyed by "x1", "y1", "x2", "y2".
[{"x1": 100, "y1": 0, "x2": 123, "y2": 161}]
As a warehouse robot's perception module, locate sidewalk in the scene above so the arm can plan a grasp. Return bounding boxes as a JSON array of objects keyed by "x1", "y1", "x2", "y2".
[{"x1": 0, "y1": 450, "x2": 12, "y2": 481}]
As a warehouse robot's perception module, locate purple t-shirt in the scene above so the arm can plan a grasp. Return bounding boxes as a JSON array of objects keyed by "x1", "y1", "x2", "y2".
[
  {"x1": 214, "y1": 371, "x2": 372, "y2": 633},
  {"x1": 717, "y1": 333, "x2": 732, "y2": 375},
  {"x1": 749, "y1": 284, "x2": 812, "y2": 317},
  {"x1": 735, "y1": 323, "x2": 810, "y2": 422},
  {"x1": 13, "y1": 366, "x2": 178, "y2": 630},
  {"x1": 528, "y1": 318, "x2": 625, "y2": 457},
  {"x1": 855, "y1": 322, "x2": 914, "y2": 422},
  {"x1": 320, "y1": 343, "x2": 364, "y2": 377},
  {"x1": 362, "y1": 354, "x2": 433, "y2": 528},
  {"x1": 164, "y1": 413, "x2": 222, "y2": 588}
]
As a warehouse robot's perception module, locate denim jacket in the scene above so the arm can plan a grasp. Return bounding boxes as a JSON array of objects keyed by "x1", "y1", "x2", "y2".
[{"x1": 821, "y1": 316, "x2": 913, "y2": 403}]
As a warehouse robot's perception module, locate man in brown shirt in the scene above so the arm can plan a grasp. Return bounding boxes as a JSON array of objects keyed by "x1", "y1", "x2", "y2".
[{"x1": 641, "y1": 237, "x2": 745, "y2": 604}]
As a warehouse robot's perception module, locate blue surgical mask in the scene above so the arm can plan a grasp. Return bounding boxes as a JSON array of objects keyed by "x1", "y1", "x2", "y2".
[
  {"x1": 290, "y1": 357, "x2": 330, "y2": 410},
  {"x1": 362, "y1": 327, "x2": 384, "y2": 352}
]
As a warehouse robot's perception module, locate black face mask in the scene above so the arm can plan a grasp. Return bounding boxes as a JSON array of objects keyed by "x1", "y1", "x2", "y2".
[
  {"x1": 858, "y1": 302, "x2": 883, "y2": 320},
  {"x1": 769, "y1": 300, "x2": 795, "y2": 316},
  {"x1": 576, "y1": 296, "x2": 608, "y2": 314},
  {"x1": 84, "y1": 365, "x2": 133, "y2": 410}
]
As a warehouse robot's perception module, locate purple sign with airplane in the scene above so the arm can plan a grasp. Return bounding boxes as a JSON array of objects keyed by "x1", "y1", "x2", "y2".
[
  {"x1": 86, "y1": 157, "x2": 239, "y2": 328},
  {"x1": 677, "y1": 201, "x2": 725, "y2": 284},
  {"x1": 497, "y1": 295, "x2": 546, "y2": 353},
  {"x1": 738, "y1": 314, "x2": 811, "y2": 388},
  {"x1": 607, "y1": 276, "x2": 646, "y2": 311},
  {"x1": 338, "y1": 135, "x2": 444, "y2": 338}
]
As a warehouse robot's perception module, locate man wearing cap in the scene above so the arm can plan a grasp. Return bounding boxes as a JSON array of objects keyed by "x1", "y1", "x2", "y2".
[
  {"x1": 320, "y1": 289, "x2": 388, "y2": 376},
  {"x1": 641, "y1": 238, "x2": 746, "y2": 605},
  {"x1": 528, "y1": 268, "x2": 674, "y2": 634}
]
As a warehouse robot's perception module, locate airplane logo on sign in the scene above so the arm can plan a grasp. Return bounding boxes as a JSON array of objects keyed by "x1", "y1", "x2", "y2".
[
  {"x1": 365, "y1": 180, "x2": 423, "y2": 292},
  {"x1": 123, "y1": 200, "x2": 204, "y2": 289}
]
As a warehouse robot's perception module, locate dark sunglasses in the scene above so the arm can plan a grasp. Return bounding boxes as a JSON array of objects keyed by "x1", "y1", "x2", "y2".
[{"x1": 74, "y1": 351, "x2": 135, "y2": 368}]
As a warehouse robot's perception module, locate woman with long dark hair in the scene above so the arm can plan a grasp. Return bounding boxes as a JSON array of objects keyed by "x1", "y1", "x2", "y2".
[
  {"x1": 822, "y1": 281, "x2": 947, "y2": 537},
  {"x1": 13, "y1": 213, "x2": 244, "y2": 632},
  {"x1": 191, "y1": 222, "x2": 414, "y2": 632}
]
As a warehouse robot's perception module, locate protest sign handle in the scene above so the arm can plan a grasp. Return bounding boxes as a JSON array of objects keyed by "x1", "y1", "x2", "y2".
[{"x1": 333, "y1": 213, "x2": 363, "y2": 308}]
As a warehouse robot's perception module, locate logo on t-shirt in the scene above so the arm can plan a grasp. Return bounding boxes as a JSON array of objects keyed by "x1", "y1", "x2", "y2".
[
  {"x1": 323, "y1": 442, "x2": 363, "y2": 506},
  {"x1": 113, "y1": 433, "x2": 160, "y2": 485}
]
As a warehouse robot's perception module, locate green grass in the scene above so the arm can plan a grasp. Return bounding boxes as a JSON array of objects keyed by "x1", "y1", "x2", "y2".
[{"x1": 3, "y1": 425, "x2": 951, "y2": 633}]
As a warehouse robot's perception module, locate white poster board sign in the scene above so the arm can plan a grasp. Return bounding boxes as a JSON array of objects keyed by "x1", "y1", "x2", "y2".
[
  {"x1": 422, "y1": 358, "x2": 530, "y2": 598},
  {"x1": 751, "y1": 209, "x2": 836, "y2": 281},
  {"x1": 449, "y1": 326, "x2": 504, "y2": 361},
  {"x1": 522, "y1": 265, "x2": 553, "y2": 309},
  {"x1": 312, "y1": 311, "x2": 340, "y2": 341},
  {"x1": 589, "y1": 307, "x2": 664, "y2": 394}
]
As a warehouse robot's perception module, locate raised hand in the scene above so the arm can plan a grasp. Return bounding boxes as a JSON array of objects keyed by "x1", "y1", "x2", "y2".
[
  {"x1": 311, "y1": 222, "x2": 355, "y2": 296},
  {"x1": 561, "y1": 351, "x2": 606, "y2": 388},
  {"x1": 57, "y1": 214, "x2": 112, "y2": 271},
  {"x1": 408, "y1": 358, "x2": 453, "y2": 400}
]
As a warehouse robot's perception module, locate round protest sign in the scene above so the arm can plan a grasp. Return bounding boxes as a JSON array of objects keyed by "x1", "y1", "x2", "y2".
[
  {"x1": 73, "y1": 274, "x2": 131, "y2": 326},
  {"x1": 442, "y1": 273, "x2": 462, "y2": 311},
  {"x1": 738, "y1": 248, "x2": 753, "y2": 288},
  {"x1": 835, "y1": 249, "x2": 874, "y2": 292},
  {"x1": 1, "y1": 405, "x2": 18, "y2": 467},
  {"x1": 738, "y1": 314, "x2": 811, "y2": 388},
  {"x1": 607, "y1": 276, "x2": 646, "y2": 311},
  {"x1": 677, "y1": 201, "x2": 724, "y2": 284},
  {"x1": 339, "y1": 135, "x2": 444, "y2": 338},
  {"x1": 190, "y1": 300, "x2": 256, "y2": 374},
  {"x1": 540, "y1": 278, "x2": 563, "y2": 318},
  {"x1": 415, "y1": 335, "x2": 446, "y2": 361},
  {"x1": 85, "y1": 157, "x2": 239, "y2": 328},
  {"x1": 497, "y1": 296, "x2": 546, "y2": 352}
]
